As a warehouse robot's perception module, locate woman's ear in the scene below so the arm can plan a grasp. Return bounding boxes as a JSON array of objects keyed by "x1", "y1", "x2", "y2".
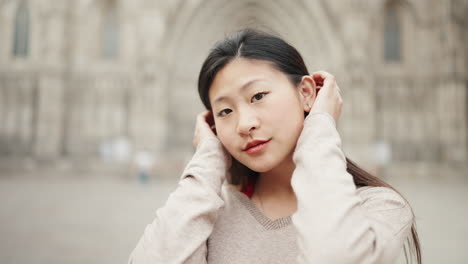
[{"x1": 299, "y1": 75, "x2": 317, "y2": 112}]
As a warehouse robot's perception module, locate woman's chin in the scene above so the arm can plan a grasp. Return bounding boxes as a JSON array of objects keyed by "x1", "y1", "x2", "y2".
[{"x1": 244, "y1": 163, "x2": 276, "y2": 173}]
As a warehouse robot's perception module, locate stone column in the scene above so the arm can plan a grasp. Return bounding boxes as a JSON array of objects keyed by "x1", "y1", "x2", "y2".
[
  {"x1": 337, "y1": 0, "x2": 378, "y2": 171},
  {"x1": 33, "y1": 2, "x2": 68, "y2": 158}
]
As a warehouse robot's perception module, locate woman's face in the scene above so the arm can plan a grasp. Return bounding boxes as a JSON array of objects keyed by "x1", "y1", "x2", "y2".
[{"x1": 209, "y1": 58, "x2": 311, "y2": 172}]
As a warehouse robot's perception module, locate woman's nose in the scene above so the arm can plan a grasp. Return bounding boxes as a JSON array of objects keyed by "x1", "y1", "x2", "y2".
[{"x1": 236, "y1": 109, "x2": 260, "y2": 136}]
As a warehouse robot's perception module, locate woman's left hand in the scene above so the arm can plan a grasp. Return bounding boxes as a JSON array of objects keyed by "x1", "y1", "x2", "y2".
[{"x1": 309, "y1": 71, "x2": 343, "y2": 123}]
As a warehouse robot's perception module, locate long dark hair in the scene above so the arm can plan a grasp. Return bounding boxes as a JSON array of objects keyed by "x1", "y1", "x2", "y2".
[{"x1": 197, "y1": 28, "x2": 421, "y2": 264}]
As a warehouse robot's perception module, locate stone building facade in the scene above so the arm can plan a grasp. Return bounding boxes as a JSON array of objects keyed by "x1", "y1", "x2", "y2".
[{"x1": 0, "y1": 0, "x2": 467, "y2": 178}]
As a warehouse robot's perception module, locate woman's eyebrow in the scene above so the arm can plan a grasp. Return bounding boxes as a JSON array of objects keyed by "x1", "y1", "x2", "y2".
[{"x1": 213, "y1": 79, "x2": 265, "y2": 104}]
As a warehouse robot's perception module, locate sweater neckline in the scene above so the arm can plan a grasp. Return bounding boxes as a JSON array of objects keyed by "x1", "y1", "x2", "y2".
[{"x1": 229, "y1": 185, "x2": 293, "y2": 230}]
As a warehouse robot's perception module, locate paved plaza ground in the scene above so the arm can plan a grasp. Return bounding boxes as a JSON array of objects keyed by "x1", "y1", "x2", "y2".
[{"x1": 0, "y1": 173, "x2": 467, "y2": 264}]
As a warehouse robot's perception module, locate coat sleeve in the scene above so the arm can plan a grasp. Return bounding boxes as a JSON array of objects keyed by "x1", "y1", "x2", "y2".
[
  {"x1": 291, "y1": 112, "x2": 414, "y2": 264},
  {"x1": 128, "y1": 137, "x2": 230, "y2": 264}
]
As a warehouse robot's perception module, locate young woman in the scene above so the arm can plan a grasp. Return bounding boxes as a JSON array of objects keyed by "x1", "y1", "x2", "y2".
[{"x1": 129, "y1": 29, "x2": 421, "y2": 264}]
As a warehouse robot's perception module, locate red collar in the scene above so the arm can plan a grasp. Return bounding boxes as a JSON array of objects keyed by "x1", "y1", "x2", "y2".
[{"x1": 240, "y1": 176, "x2": 256, "y2": 198}]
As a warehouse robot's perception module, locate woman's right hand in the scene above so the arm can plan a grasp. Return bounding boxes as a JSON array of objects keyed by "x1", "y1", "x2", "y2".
[{"x1": 192, "y1": 110, "x2": 218, "y2": 149}]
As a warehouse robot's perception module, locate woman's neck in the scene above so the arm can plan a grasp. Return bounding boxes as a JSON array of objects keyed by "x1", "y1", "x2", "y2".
[
  {"x1": 250, "y1": 154, "x2": 298, "y2": 219},
  {"x1": 256, "y1": 154, "x2": 296, "y2": 200}
]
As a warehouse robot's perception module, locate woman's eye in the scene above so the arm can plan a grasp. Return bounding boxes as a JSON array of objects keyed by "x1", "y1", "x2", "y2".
[
  {"x1": 217, "y1": 109, "x2": 232, "y2": 117},
  {"x1": 251, "y1": 92, "x2": 267, "y2": 102}
]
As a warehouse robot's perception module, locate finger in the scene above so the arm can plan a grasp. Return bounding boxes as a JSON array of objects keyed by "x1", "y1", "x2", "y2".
[
  {"x1": 312, "y1": 71, "x2": 334, "y2": 80},
  {"x1": 201, "y1": 111, "x2": 216, "y2": 132},
  {"x1": 311, "y1": 73, "x2": 324, "y2": 87},
  {"x1": 198, "y1": 110, "x2": 211, "y2": 123},
  {"x1": 196, "y1": 111, "x2": 206, "y2": 125},
  {"x1": 204, "y1": 110, "x2": 215, "y2": 126},
  {"x1": 200, "y1": 110, "x2": 211, "y2": 118},
  {"x1": 312, "y1": 71, "x2": 335, "y2": 87},
  {"x1": 198, "y1": 110, "x2": 217, "y2": 134}
]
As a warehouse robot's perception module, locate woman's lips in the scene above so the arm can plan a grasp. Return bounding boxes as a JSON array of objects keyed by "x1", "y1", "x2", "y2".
[{"x1": 244, "y1": 139, "x2": 271, "y2": 154}]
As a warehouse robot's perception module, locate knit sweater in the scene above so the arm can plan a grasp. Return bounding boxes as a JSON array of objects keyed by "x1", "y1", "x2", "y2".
[{"x1": 128, "y1": 113, "x2": 414, "y2": 264}]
